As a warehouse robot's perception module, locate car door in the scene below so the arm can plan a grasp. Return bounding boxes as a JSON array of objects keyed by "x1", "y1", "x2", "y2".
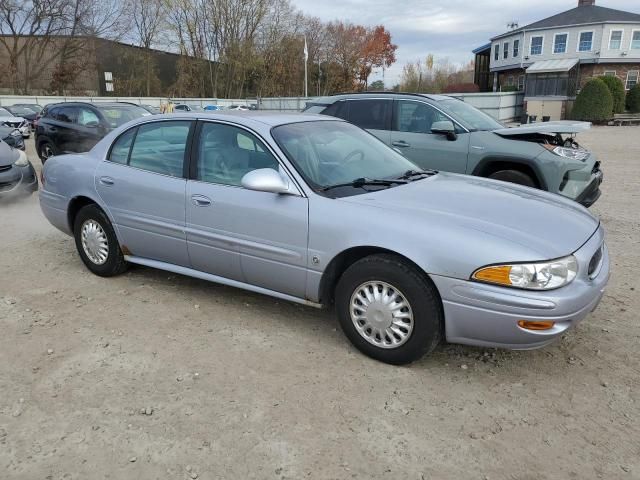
[
  {"x1": 390, "y1": 99, "x2": 470, "y2": 173},
  {"x1": 95, "y1": 120, "x2": 193, "y2": 267},
  {"x1": 186, "y1": 121, "x2": 309, "y2": 298},
  {"x1": 50, "y1": 106, "x2": 78, "y2": 153},
  {"x1": 345, "y1": 99, "x2": 392, "y2": 145},
  {"x1": 75, "y1": 106, "x2": 106, "y2": 152}
]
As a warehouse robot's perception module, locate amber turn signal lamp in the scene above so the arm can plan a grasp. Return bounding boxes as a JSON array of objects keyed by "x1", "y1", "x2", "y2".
[
  {"x1": 517, "y1": 320, "x2": 555, "y2": 331},
  {"x1": 473, "y1": 265, "x2": 512, "y2": 285}
]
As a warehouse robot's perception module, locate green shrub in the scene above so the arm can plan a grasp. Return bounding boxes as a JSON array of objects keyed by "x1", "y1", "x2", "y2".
[
  {"x1": 500, "y1": 85, "x2": 520, "y2": 92},
  {"x1": 599, "y1": 75, "x2": 626, "y2": 114},
  {"x1": 571, "y1": 78, "x2": 613, "y2": 122},
  {"x1": 627, "y1": 84, "x2": 640, "y2": 113}
]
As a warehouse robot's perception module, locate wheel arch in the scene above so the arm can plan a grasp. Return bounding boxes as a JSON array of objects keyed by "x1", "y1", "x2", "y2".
[
  {"x1": 318, "y1": 246, "x2": 439, "y2": 306},
  {"x1": 471, "y1": 156, "x2": 547, "y2": 190},
  {"x1": 67, "y1": 195, "x2": 107, "y2": 233}
]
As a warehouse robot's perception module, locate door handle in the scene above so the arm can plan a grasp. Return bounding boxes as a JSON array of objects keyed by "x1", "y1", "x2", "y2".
[
  {"x1": 99, "y1": 176, "x2": 114, "y2": 186},
  {"x1": 191, "y1": 194, "x2": 212, "y2": 207},
  {"x1": 392, "y1": 141, "x2": 410, "y2": 148}
]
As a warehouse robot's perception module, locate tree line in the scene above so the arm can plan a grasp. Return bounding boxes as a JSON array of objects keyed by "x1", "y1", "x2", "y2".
[{"x1": 0, "y1": 0, "x2": 398, "y2": 97}]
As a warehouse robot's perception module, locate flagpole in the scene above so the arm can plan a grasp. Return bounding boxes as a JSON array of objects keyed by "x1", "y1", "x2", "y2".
[{"x1": 304, "y1": 36, "x2": 308, "y2": 98}]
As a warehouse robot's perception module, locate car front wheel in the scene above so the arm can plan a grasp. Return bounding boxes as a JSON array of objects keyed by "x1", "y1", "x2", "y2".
[
  {"x1": 488, "y1": 169, "x2": 536, "y2": 188},
  {"x1": 38, "y1": 140, "x2": 58, "y2": 163},
  {"x1": 73, "y1": 204, "x2": 128, "y2": 277},
  {"x1": 335, "y1": 254, "x2": 443, "y2": 365}
]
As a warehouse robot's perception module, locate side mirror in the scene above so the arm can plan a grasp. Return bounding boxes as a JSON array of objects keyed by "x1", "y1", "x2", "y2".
[
  {"x1": 431, "y1": 120, "x2": 457, "y2": 141},
  {"x1": 241, "y1": 168, "x2": 291, "y2": 194}
]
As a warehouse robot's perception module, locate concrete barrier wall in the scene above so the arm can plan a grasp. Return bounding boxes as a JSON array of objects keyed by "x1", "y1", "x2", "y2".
[{"x1": 0, "y1": 92, "x2": 524, "y2": 122}]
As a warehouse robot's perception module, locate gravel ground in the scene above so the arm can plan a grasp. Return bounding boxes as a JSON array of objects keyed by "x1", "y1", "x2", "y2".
[{"x1": 1, "y1": 128, "x2": 639, "y2": 479}]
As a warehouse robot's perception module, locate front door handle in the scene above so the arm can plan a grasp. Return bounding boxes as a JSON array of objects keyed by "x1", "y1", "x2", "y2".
[
  {"x1": 392, "y1": 140, "x2": 410, "y2": 148},
  {"x1": 99, "y1": 176, "x2": 114, "y2": 186},
  {"x1": 191, "y1": 194, "x2": 212, "y2": 207}
]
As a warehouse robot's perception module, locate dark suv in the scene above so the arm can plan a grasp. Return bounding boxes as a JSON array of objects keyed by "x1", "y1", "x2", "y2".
[{"x1": 35, "y1": 102, "x2": 151, "y2": 162}]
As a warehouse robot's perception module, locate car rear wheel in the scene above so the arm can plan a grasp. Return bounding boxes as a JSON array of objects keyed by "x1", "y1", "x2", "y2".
[
  {"x1": 488, "y1": 169, "x2": 536, "y2": 188},
  {"x1": 335, "y1": 254, "x2": 443, "y2": 365},
  {"x1": 38, "y1": 140, "x2": 58, "y2": 163},
  {"x1": 73, "y1": 204, "x2": 128, "y2": 277}
]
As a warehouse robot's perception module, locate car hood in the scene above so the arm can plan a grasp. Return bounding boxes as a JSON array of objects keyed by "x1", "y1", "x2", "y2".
[
  {"x1": 0, "y1": 141, "x2": 20, "y2": 166},
  {"x1": 493, "y1": 120, "x2": 591, "y2": 136},
  {"x1": 339, "y1": 173, "x2": 599, "y2": 259},
  {"x1": 0, "y1": 115, "x2": 26, "y2": 124}
]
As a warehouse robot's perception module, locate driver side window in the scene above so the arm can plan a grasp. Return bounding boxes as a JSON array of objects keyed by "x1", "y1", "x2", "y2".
[
  {"x1": 78, "y1": 108, "x2": 100, "y2": 126},
  {"x1": 395, "y1": 100, "x2": 447, "y2": 133},
  {"x1": 196, "y1": 123, "x2": 279, "y2": 187}
]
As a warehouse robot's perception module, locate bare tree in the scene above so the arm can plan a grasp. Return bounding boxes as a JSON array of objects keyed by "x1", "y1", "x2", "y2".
[{"x1": 131, "y1": 0, "x2": 165, "y2": 95}]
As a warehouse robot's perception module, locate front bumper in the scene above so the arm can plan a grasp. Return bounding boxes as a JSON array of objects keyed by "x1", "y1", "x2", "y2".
[
  {"x1": 0, "y1": 162, "x2": 38, "y2": 198},
  {"x1": 431, "y1": 225, "x2": 609, "y2": 350},
  {"x1": 19, "y1": 125, "x2": 31, "y2": 138},
  {"x1": 575, "y1": 166, "x2": 603, "y2": 208}
]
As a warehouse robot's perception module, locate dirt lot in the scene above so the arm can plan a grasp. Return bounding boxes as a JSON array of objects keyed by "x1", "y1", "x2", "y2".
[{"x1": 1, "y1": 127, "x2": 639, "y2": 480}]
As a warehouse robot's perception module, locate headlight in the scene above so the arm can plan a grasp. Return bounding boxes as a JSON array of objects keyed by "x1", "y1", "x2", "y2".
[
  {"x1": 13, "y1": 150, "x2": 29, "y2": 167},
  {"x1": 472, "y1": 255, "x2": 578, "y2": 290},
  {"x1": 543, "y1": 144, "x2": 589, "y2": 161}
]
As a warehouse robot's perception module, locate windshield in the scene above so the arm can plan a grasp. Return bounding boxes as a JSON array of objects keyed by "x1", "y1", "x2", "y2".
[
  {"x1": 0, "y1": 107, "x2": 12, "y2": 116},
  {"x1": 272, "y1": 121, "x2": 421, "y2": 196},
  {"x1": 8, "y1": 106, "x2": 33, "y2": 116},
  {"x1": 97, "y1": 105, "x2": 150, "y2": 128},
  {"x1": 438, "y1": 99, "x2": 503, "y2": 131}
]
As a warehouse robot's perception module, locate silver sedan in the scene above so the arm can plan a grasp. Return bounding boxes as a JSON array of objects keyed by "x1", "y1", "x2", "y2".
[{"x1": 39, "y1": 112, "x2": 609, "y2": 364}]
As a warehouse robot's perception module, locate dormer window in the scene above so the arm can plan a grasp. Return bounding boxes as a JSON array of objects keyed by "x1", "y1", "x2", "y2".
[{"x1": 530, "y1": 36, "x2": 543, "y2": 55}]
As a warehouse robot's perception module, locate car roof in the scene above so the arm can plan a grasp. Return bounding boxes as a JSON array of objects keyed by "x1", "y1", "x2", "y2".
[
  {"x1": 45, "y1": 102, "x2": 147, "y2": 109},
  {"x1": 311, "y1": 92, "x2": 454, "y2": 104},
  {"x1": 123, "y1": 111, "x2": 339, "y2": 128}
]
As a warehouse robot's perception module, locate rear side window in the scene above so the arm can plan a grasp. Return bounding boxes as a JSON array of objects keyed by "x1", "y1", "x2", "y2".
[
  {"x1": 128, "y1": 121, "x2": 191, "y2": 177},
  {"x1": 108, "y1": 128, "x2": 136, "y2": 164},
  {"x1": 347, "y1": 100, "x2": 391, "y2": 130},
  {"x1": 50, "y1": 106, "x2": 77, "y2": 123},
  {"x1": 321, "y1": 101, "x2": 348, "y2": 120}
]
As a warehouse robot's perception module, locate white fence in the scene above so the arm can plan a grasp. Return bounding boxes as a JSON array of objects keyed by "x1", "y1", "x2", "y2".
[{"x1": 0, "y1": 92, "x2": 524, "y2": 121}]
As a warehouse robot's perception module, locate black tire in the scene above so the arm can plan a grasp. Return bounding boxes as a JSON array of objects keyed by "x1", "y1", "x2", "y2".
[
  {"x1": 38, "y1": 140, "x2": 58, "y2": 163},
  {"x1": 488, "y1": 169, "x2": 536, "y2": 188},
  {"x1": 335, "y1": 254, "x2": 443, "y2": 365},
  {"x1": 73, "y1": 204, "x2": 128, "y2": 277}
]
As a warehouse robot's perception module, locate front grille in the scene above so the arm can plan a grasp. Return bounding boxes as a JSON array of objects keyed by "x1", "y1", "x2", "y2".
[
  {"x1": 588, "y1": 245, "x2": 604, "y2": 278},
  {"x1": 0, "y1": 181, "x2": 17, "y2": 192},
  {"x1": 2, "y1": 121, "x2": 21, "y2": 129},
  {"x1": 0, "y1": 165, "x2": 12, "y2": 173}
]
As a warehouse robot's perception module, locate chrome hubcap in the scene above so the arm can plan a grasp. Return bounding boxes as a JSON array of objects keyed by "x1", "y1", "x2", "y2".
[
  {"x1": 42, "y1": 145, "x2": 52, "y2": 159},
  {"x1": 350, "y1": 281, "x2": 414, "y2": 349},
  {"x1": 81, "y1": 220, "x2": 109, "y2": 265}
]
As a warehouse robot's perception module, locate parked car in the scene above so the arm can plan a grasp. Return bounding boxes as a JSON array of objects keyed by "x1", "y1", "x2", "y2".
[
  {"x1": 0, "y1": 107, "x2": 31, "y2": 138},
  {"x1": 305, "y1": 93, "x2": 603, "y2": 207},
  {"x1": 139, "y1": 104, "x2": 161, "y2": 115},
  {"x1": 227, "y1": 105, "x2": 249, "y2": 111},
  {"x1": 12, "y1": 103, "x2": 43, "y2": 114},
  {"x1": 35, "y1": 102, "x2": 151, "y2": 162},
  {"x1": 0, "y1": 140, "x2": 38, "y2": 198},
  {"x1": 4, "y1": 105, "x2": 38, "y2": 129},
  {"x1": 0, "y1": 125, "x2": 25, "y2": 150},
  {"x1": 204, "y1": 105, "x2": 223, "y2": 111},
  {"x1": 39, "y1": 112, "x2": 609, "y2": 364},
  {"x1": 174, "y1": 104, "x2": 205, "y2": 112}
]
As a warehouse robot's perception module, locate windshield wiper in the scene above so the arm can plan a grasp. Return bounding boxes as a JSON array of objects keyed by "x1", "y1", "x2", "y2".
[
  {"x1": 398, "y1": 169, "x2": 438, "y2": 180},
  {"x1": 320, "y1": 177, "x2": 408, "y2": 192}
]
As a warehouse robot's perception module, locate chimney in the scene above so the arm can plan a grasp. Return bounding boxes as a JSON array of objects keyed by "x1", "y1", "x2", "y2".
[{"x1": 578, "y1": 0, "x2": 595, "y2": 6}]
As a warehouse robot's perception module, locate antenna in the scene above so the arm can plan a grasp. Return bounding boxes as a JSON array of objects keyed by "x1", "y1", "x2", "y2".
[{"x1": 507, "y1": 21, "x2": 519, "y2": 30}]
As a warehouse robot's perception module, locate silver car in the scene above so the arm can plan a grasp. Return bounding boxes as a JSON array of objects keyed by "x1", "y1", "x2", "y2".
[{"x1": 39, "y1": 113, "x2": 609, "y2": 364}]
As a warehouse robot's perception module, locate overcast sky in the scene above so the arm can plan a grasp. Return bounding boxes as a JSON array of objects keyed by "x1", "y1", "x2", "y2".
[{"x1": 291, "y1": 0, "x2": 638, "y2": 85}]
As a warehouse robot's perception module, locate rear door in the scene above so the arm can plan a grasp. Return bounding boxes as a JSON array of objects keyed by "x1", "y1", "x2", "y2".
[
  {"x1": 95, "y1": 120, "x2": 193, "y2": 266},
  {"x1": 390, "y1": 99, "x2": 470, "y2": 173},
  {"x1": 345, "y1": 99, "x2": 392, "y2": 145},
  {"x1": 186, "y1": 121, "x2": 309, "y2": 297},
  {"x1": 50, "y1": 106, "x2": 78, "y2": 153}
]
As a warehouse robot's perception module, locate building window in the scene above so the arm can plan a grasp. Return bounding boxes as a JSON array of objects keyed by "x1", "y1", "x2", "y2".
[
  {"x1": 513, "y1": 39, "x2": 520, "y2": 57},
  {"x1": 578, "y1": 31, "x2": 594, "y2": 52},
  {"x1": 632, "y1": 31, "x2": 640, "y2": 50},
  {"x1": 603, "y1": 71, "x2": 616, "y2": 77},
  {"x1": 508, "y1": 76, "x2": 514, "y2": 86},
  {"x1": 530, "y1": 36, "x2": 543, "y2": 55},
  {"x1": 494, "y1": 44, "x2": 499, "y2": 61},
  {"x1": 627, "y1": 71, "x2": 639, "y2": 90},
  {"x1": 553, "y1": 33, "x2": 568, "y2": 54},
  {"x1": 525, "y1": 70, "x2": 578, "y2": 98},
  {"x1": 503, "y1": 42, "x2": 509, "y2": 59},
  {"x1": 609, "y1": 30, "x2": 623, "y2": 50},
  {"x1": 517, "y1": 75, "x2": 525, "y2": 90}
]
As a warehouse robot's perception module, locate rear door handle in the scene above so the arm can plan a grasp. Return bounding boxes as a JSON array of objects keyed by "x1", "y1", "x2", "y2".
[
  {"x1": 392, "y1": 140, "x2": 410, "y2": 148},
  {"x1": 99, "y1": 176, "x2": 114, "y2": 186},
  {"x1": 191, "y1": 194, "x2": 212, "y2": 207}
]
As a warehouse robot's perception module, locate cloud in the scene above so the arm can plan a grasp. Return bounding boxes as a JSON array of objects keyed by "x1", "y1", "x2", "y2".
[{"x1": 291, "y1": 0, "x2": 639, "y2": 85}]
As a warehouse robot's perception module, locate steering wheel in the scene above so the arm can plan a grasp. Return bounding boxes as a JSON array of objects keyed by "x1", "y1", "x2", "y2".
[{"x1": 343, "y1": 149, "x2": 364, "y2": 164}]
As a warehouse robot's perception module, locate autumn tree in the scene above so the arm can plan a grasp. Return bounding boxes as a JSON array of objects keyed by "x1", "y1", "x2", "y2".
[{"x1": 357, "y1": 25, "x2": 396, "y2": 90}]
